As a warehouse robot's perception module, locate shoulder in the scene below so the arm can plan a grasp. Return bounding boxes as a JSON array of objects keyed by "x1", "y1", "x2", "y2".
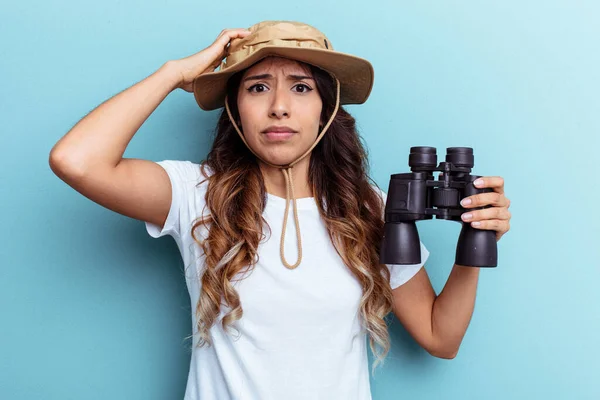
[
  {"x1": 155, "y1": 160, "x2": 212, "y2": 178},
  {"x1": 154, "y1": 160, "x2": 214, "y2": 188}
]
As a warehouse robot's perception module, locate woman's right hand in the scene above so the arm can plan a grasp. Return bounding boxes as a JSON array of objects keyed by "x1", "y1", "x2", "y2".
[{"x1": 168, "y1": 28, "x2": 252, "y2": 93}]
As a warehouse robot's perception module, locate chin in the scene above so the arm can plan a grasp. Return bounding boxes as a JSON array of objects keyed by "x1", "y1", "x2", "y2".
[{"x1": 259, "y1": 150, "x2": 301, "y2": 166}]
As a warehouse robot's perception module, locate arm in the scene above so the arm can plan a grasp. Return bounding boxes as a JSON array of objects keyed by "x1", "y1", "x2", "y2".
[
  {"x1": 431, "y1": 264, "x2": 479, "y2": 357},
  {"x1": 50, "y1": 62, "x2": 179, "y2": 173},
  {"x1": 48, "y1": 62, "x2": 181, "y2": 228},
  {"x1": 49, "y1": 28, "x2": 252, "y2": 229},
  {"x1": 390, "y1": 263, "x2": 479, "y2": 359},
  {"x1": 389, "y1": 176, "x2": 510, "y2": 358}
]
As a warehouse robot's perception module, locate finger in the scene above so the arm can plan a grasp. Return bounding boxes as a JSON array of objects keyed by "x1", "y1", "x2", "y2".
[
  {"x1": 461, "y1": 208, "x2": 511, "y2": 222},
  {"x1": 217, "y1": 28, "x2": 250, "y2": 37},
  {"x1": 216, "y1": 28, "x2": 251, "y2": 43},
  {"x1": 208, "y1": 29, "x2": 250, "y2": 57},
  {"x1": 204, "y1": 29, "x2": 251, "y2": 67},
  {"x1": 461, "y1": 192, "x2": 508, "y2": 208},
  {"x1": 474, "y1": 176, "x2": 505, "y2": 194},
  {"x1": 469, "y1": 219, "x2": 510, "y2": 232}
]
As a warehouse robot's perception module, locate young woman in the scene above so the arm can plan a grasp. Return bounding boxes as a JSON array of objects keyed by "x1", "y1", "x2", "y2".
[{"x1": 49, "y1": 20, "x2": 511, "y2": 400}]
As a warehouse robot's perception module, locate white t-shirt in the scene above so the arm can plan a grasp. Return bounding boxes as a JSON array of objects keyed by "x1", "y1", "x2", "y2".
[{"x1": 144, "y1": 160, "x2": 430, "y2": 400}]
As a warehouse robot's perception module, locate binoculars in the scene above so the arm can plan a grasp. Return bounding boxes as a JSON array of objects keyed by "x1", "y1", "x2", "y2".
[{"x1": 380, "y1": 146, "x2": 497, "y2": 268}]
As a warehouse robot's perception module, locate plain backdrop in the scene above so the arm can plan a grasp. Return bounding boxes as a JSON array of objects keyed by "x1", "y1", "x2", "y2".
[{"x1": 1, "y1": 1, "x2": 598, "y2": 399}]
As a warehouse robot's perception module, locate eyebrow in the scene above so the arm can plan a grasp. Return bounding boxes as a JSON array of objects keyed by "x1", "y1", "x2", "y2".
[{"x1": 243, "y1": 73, "x2": 314, "y2": 82}]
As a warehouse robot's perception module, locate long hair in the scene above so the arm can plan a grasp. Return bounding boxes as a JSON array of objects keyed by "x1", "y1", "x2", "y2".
[{"x1": 188, "y1": 59, "x2": 394, "y2": 372}]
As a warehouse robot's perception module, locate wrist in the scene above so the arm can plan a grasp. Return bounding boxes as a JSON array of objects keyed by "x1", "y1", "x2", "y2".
[{"x1": 158, "y1": 61, "x2": 183, "y2": 91}]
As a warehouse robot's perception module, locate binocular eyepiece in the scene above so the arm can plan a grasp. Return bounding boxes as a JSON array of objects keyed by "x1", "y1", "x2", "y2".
[{"x1": 380, "y1": 146, "x2": 497, "y2": 267}]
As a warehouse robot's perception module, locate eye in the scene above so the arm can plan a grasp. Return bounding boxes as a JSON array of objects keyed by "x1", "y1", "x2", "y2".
[
  {"x1": 247, "y1": 83, "x2": 268, "y2": 93},
  {"x1": 293, "y1": 83, "x2": 313, "y2": 93}
]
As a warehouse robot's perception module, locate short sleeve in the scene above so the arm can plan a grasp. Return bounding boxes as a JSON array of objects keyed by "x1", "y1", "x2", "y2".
[
  {"x1": 144, "y1": 160, "x2": 202, "y2": 241},
  {"x1": 386, "y1": 241, "x2": 430, "y2": 289},
  {"x1": 372, "y1": 183, "x2": 431, "y2": 289}
]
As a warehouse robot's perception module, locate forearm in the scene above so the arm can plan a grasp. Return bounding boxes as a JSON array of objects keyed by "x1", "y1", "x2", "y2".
[
  {"x1": 49, "y1": 61, "x2": 180, "y2": 173},
  {"x1": 431, "y1": 264, "x2": 480, "y2": 357}
]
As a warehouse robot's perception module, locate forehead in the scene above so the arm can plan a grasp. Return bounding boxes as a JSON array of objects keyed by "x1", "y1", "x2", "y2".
[{"x1": 242, "y1": 56, "x2": 312, "y2": 77}]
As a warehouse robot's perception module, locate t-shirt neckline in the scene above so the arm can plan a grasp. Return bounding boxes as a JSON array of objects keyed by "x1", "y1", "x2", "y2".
[{"x1": 266, "y1": 192, "x2": 319, "y2": 211}]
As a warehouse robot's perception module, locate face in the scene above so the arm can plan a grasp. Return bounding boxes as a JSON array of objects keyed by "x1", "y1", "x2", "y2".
[{"x1": 236, "y1": 56, "x2": 323, "y2": 166}]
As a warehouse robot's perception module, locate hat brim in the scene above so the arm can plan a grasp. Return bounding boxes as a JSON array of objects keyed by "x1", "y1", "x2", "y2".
[{"x1": 192, "y1": 46, "x2": 374, "y2": 111}]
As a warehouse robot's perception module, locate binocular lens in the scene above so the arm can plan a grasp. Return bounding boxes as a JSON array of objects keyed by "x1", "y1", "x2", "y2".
[
  {"x1": 409, "y1": 146, "x2": 437, "y2": 169},
  {"x1": 446, "y1": 147, "x2": 474, "y2": 168}
]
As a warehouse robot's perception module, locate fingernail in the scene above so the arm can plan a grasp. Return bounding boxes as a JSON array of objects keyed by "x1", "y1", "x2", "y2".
[
  {"x1": 461, "y1": 198, "x2": 472, "y2": 206},
  {"x1": 472, "y1": 221, "x2": 481, "y2": 227},
  {"x1": 462, "y1": 213, "x2": 472, "y2": 221},
  {"x1": 474, "y1": 179, "x2": 484, "y2": 187}
]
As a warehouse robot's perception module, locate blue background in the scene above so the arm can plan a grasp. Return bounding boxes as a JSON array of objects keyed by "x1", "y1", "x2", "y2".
[{"x1": 2, "y1": 1, "x2": 598, "y2": 399}]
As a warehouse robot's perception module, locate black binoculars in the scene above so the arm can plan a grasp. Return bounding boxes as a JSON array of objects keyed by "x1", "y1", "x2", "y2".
[{"x1": 380, "y1": 146, "x2": 497, "y2": 268}]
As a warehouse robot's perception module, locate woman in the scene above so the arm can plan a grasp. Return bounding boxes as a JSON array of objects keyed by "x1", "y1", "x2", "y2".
[{"x1": 49, "y1": 20, "x2": 511, "y2": 400}]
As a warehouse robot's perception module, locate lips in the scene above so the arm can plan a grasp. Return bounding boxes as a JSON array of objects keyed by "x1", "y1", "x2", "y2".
[
  {"x1": 262, "y1": 126, "x2": 297, "y2": 141},
  {"x1": 264, "y1": 131, "x2": 295, "y2": 141}
]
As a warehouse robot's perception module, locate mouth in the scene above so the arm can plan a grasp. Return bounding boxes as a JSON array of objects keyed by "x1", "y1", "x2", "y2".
[
  {"x1": 263, "y1": 131, "x2": 296, "y2": 141},
  {"x1": 262, "y1": 126, "x2": 298, "y2": 141}
]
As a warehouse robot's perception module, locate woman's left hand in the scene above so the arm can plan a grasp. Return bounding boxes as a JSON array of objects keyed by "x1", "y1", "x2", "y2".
[{"x1": 459, "y1": 176, "x2": 511, "y2": 242}]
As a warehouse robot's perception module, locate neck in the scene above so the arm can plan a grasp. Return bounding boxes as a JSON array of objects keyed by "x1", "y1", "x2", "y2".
[{"x1": 259, "y1": 156, "x2": 313, "y2": 199}]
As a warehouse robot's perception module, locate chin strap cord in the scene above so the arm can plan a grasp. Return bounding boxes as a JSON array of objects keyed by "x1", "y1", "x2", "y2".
[{"x1": 224, "y1": 76, "x2": 341, "y2": 269}]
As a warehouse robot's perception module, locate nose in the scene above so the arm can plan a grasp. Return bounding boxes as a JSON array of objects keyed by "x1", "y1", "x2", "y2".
[{"x1": 269, "y1": 85, "x2": 290, "y2": 119}]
